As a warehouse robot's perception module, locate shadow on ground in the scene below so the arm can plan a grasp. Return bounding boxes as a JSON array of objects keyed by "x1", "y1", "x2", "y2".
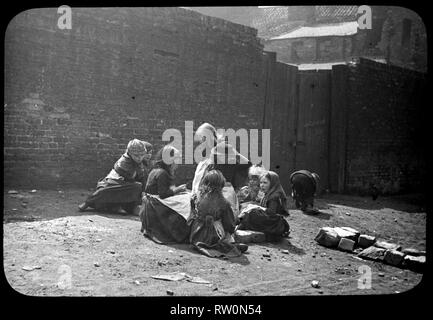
[
  {"x1": 3, "y1": 207, "x2": 140, "y2": 224},
  {"x1": 144, "y1": 242, "x2": 251, "y2": 266},
  {"x1": 255, "y1": 238, "x2": 306, "y2": 256},
  {"x1": 317, "y1": 193, "x2": 426, "y2": 213},
  {"x1": 300, "y1": 210, "x2": 332, "y2": 220}
]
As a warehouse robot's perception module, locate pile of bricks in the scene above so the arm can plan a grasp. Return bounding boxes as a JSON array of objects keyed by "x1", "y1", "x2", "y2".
[{"x1": 315, "y1": 226, "x2": 425, "y2": 273}]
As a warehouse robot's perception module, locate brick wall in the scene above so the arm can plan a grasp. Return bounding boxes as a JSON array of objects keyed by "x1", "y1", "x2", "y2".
[
  {"x1": 263, "y1": 40, "x2": 293, "y2": 63},
  {"x1": 252, "y1": 7, "x2": 303, "y2": 39},
  {"x1": 262, "y1": 6, "x2": 427, "y2": 73},
  {"x1": 376, "y1": 6, "x2": 427, "y2": 73},
  {"x1": 189, "y1": 6, "x2": 312, "y2": 40},
  {"x1": 187, "y1": 7, "x2": 260, "y2": 28},
  {"x1": 343, "y1": 58, "x2": 427, "y2": 195},
  {"x1": 4, "y1": 7, "x2": 267, "y2": 189},
  {"x1": 265, "y1": 35, "x2": 361, "y2": 65}
]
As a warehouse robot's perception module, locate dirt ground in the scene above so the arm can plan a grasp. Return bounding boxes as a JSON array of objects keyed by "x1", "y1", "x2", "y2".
[{"x1": 3, "y1": 188, "x2": 426, "y2": 296}]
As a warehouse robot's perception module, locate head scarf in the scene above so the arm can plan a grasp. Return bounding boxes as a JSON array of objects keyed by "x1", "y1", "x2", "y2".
[
  {"x1": 126, "y1": 139, "x2": 148, "y2": 156},
  {"x1": 194, "y1": 122, "x2": 223, "y2": 147},
  {"x1": 153, "y1": 145, "x2": 181, "y2": 178},
  {"x1": 192, "y1": 135, "x2": 251, "y2": 195},
  {"x1": 260, "y1": 171, "x2": 288, "y2": 212},
  {"x1": 143, "y1": 141, "x2": 153, "y2": 153}
]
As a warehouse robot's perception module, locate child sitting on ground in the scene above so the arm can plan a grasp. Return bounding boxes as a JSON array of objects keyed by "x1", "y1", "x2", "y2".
[
  {"x1": 237, "y1": 171, "x2": 290, "y2": 242},
  {"x1": 238, "y1": 164, "x2": 268, "y2": 204},
  {"x1": 78, "y1": 139, "x2": 152, "y2": 215},
  {"x1": 189, "y1": 170, "x2": 248, "y2": 258}
]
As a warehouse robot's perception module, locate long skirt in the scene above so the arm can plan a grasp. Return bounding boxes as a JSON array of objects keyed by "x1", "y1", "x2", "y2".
[
  {"x1": 237, "y1": 208, "x2": 290, "y2": 239},
  {"x1": 222, "y1": 182, "x2": 240, "y2": 219},
  {"x1": 220, "y1": 182, "x2": 240, "y2": 243},
  {"x1": 85, "y1": 177, "x2": 143, "y2": 213},
  {"x1": 140, "y1": 192, "x2": 192, "y2": 244},
  {"x1": 190, "y1": 217, "x2": 242, "y2": 258}
]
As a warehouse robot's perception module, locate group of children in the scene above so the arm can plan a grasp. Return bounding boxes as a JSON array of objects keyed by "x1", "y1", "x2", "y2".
[{"x1": 79, "y1": 136, "x2": 321, "y2": 258}]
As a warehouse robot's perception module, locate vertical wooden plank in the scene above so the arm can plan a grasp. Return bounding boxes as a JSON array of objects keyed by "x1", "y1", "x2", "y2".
[
  {"x1": 262, "y1": 51, "x2": 278, "y2": 174},
  {"x1": 261, "y1": 58, "x2": 300, "y2": 193},
  {"x1": 330, "y1": 64, "x2": 349, "y2": 193},
  {"x1": 272, "y1": 61, "x2": 285, "y2": 172},
  {"x1": 294, "y1": 70, "x2": 331, "y2": 193},
  {"x1": 288, "y1": 66, "x2": 299, "y2": 175},
  {"x1": 262, "y1": 52, "x2": 274, "y2": 129},
  {"x1": 274, "y1": 62, "x2": 289, "y2": 192}
]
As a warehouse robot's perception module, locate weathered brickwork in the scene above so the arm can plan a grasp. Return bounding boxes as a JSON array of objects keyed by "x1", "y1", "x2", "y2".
[
  {"x1": 344, "y1": 59, "x2": 427, "y2": 194},
  {"x1": 265, "y1": 35, "x2": 359, "y2": 65},
  {"x1": 262, "y1": 6, "x2": 427, "y2": 73},
  {"x1": 4, "y1": 7, "x2": 267, "y2": 188},
  {"x1": 4, "y1": 8, "x2": 426, "y2": 196}
]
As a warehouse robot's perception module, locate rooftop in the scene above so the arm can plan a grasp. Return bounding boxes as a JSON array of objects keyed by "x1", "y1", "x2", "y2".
[
  {"x1": 269, "y1": 21, "x2": 359, "y2": 40},
  {"x1": 284, "y1": 61, "x2": 349, "y2": 70},
  {"x1": 315, "y1": 6, "x2": 359, "y2": 19},
  {"x1": 283, "y1": 58, "x2": 387, "y2": 70}
]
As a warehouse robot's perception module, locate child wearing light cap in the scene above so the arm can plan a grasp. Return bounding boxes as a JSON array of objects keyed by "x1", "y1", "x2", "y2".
[
  {"x1": 238, "y1": 164, "x2": 268, "y2": 204},
  {"x1": 78, "y1": 139, "x2": 152, "y2": 214}
]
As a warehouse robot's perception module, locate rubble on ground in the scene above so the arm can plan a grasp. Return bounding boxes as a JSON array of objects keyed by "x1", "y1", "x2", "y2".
[
  {"x1": 402, "y1": 248, "x2": 426, "y2": 257},
  {"x1": 384, "y1": 249, "x2": 405, "y2": 267},
  {"x1": 358, "y1": 235, "x2": 376, "y2": 248},
  {"x1": 403, "y1": 255, "x2": 425, "y2": 273},
  {"x1": 333, "y1": 227, "x2": 359, "y2": 242},
  {"x1": 314, "y1": 226, "x2": 424, "y2": 273},
  {"x1": 314, "y1": 227, "x2": 340, "y2": 248},
  {"x1": 338, "y1": 238, "x2": 355, "y2": 252},
  {"x1": 358, "y1": 246, "x2": 386, "y2": 261},
  {"x1": 234, "y1": 230, "x2": 266, "y2": 243},
  {"x1": 374, "y1": 241, "x2": 401, "y2": 251}
]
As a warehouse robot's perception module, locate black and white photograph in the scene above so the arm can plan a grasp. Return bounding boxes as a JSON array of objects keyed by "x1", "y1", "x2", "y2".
[{"x1": 3, "y1": 5, "x2": 428, "y2": 301}]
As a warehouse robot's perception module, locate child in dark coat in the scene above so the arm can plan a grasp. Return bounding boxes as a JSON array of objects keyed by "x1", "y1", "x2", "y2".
[
  {"x1": 237, "y1": 171, "x2": 290, "y2": 242},
  {"x1": 78, "y1": 139, "x2": 152, "y2": 214},
  {"x1": 290, "y1": 170, "x2": 320, "y2": 212},
  {"x1": 190, "y1": 170, "x2": 248, "y2": 257}
]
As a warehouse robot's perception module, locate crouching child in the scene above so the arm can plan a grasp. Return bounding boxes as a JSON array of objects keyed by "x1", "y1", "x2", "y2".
[{"x1": 78, "y1": 139, "x2": 152, "y2": 215}]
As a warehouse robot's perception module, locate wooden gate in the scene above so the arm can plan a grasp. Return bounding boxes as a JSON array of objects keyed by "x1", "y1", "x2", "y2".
[
  {"x1": 293, "y1": 70, "x2": 331, "y2": 193},
  {"x1": 263, "y1": 58, "x2": 331, "y2": 194},
  {"x1": 262, "y1": 56, "x2": 298, "y2": 193}
]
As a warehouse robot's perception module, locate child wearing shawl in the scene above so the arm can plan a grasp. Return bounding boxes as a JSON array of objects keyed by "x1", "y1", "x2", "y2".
[
  {"x1": 145, "y1": 145, "x2": 186, "y2": 199},
  {"x1": 237, "y1": 171, "x2": 290, "y2": 241},
  {"x1": 78, "y1": 139, "x2": 152, "y2": 214},
  {"x1": 139, "y1": 145, "x2": 191, "y2": 244}
]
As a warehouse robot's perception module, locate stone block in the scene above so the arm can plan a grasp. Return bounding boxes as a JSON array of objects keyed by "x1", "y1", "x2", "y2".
[
  {"x1": 358, "y1": 234, "x2": 376, "y2": 248},
  {"x1": 403, "y1": 255, "x2": 425, "y2": 273},
  {"x1": 374, "y1": 241, "x2": 401, "y2": 251},
  {"x1": 358, "y1": 246, "x2": 386, "y2": 262},
  {"x1": 333, "y1": 227, "x2": 358, "y2": 242},
  {"x1": 338, "y1": 238, "x2": 355, "y2": 252},
  {"x1": 384, "y1": 249, "x2": 405, "y2": 267},
  {"x1": 314, "y1": 227, "x2": 340, "y2": 248},
  {"x1": 234, "y1": 230, "x2": 266, "y2": 243},
  {"x1": 402, "y1": 248, "x2": 426, "y2": 256},
  {"x1": 339, "y1": 227, "x2": 360, "y2": 241}
]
